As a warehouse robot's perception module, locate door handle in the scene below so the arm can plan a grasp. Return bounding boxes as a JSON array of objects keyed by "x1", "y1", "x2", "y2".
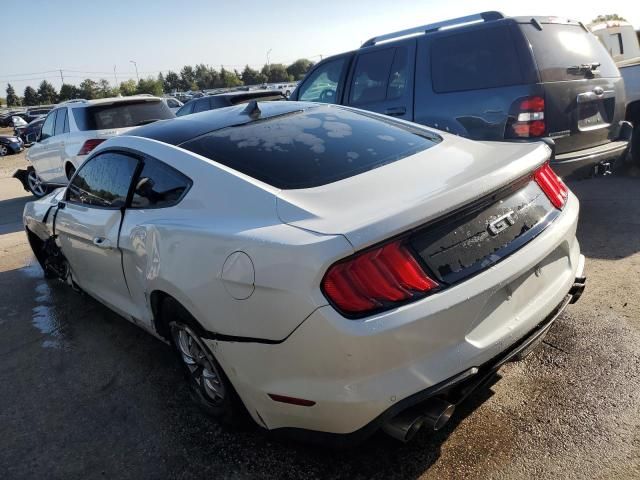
[
  {"x1": 93, "y1": 237, "x2": 112, "y2": 249},
  {"x1": 384, "y1": 106, "x2": 407, "y2": 117}
]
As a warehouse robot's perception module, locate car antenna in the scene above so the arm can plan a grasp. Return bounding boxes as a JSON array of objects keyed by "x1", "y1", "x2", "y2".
[{"x1": 243, "y1": 100, "x2": 261, "y2": 118}]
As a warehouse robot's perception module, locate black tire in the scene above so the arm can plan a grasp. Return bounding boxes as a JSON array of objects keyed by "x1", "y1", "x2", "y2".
[
  {"x1": 65, "y1": 164, "x2": 76, "y2": 181},
  {"x1": 0, "y1": 144, "x2": 8, "y2": 156},
  {"x1": 161, "y1": 297, "x2": 245, "y2": 424}
]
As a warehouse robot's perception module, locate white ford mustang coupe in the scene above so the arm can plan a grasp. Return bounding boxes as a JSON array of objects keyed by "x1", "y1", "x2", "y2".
[{"x1": 23, "y1": 101, "x2": 586, "y2": 444}]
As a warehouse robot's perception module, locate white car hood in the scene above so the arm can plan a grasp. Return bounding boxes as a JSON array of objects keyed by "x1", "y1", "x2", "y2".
[{"x1": 276, "y1": 136, "x2": 551, "y2": 250}]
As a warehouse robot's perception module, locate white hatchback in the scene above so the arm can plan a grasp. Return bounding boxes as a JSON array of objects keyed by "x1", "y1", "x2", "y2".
[{"x1": 23, "y1": 101, "x2": 586, "y2": 445}]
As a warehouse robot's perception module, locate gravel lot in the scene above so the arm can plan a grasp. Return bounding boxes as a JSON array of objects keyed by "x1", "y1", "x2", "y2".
[{"x1": 0, "y1": 138, "x2": 639, "y2": 479}]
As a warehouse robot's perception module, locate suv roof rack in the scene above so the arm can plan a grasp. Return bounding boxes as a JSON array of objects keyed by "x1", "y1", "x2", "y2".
[
  {"x1": 57, "y1": 99, "x2": 88, "y2": 105},
  {"x1": 361, "y1": 11, "x2": 504, "y2": 47}
]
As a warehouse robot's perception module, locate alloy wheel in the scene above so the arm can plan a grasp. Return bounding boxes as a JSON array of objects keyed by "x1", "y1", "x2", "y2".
[
  {"x1": 0, "y1": 144, "x2": 8, "y2": 156},
  {"x1": 27, "y1": 170, "x2": 47, "y2": 197},
  {"x1": 170, "y1": 323, "x2": 226, "y2": 406}
]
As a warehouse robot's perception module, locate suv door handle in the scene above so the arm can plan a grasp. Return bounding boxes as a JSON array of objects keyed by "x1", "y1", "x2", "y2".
[
  {"x1": 93, "y1": 237, "x2": 112, "y2": 249},
  {"x1": 384, "y1": 107, "x2": 407, "y2": 116}
]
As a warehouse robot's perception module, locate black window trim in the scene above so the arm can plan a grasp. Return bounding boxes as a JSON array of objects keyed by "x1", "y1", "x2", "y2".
[
  {"x1": 66, "y1": 147, "x2": 193, "y2": 210},
  {"x1": 292, "y1": 52, "x2": 355, "y2": 104},
  {"x1": 66, "y1": 150, "x2": 143, "y2": 211}
]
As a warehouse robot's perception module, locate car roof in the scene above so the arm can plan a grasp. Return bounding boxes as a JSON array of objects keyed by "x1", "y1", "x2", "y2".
[
  {"x1": 63, "y1": 96, "x2": 163, "y2": 109},
  {"x1": 129, "y1": 100, "x2": 310, "y2": 146}
]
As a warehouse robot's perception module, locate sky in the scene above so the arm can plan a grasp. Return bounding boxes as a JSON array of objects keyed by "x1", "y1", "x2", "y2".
[{"x1": 2, "y1": 0, "x2": 640, "y2": 96}]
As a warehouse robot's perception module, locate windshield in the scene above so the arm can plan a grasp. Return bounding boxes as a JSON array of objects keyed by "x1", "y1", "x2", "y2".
[{"x1": 73, "y1": 100, "x2": 174, "y2": 131}]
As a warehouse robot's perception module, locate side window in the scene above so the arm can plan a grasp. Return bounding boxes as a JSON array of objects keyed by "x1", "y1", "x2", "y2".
[
  {"x1": 176, "y1": 102, "x2": 194, "y2": 117},
  {"x1": 298, "y1": 57, "x2": 347, "y2": 104},
  {"x1": 349, "y1": 48, "x2": 395, "y2": 105},
  {"x1": 431, "y1": 26, "x2": 524, "y2": 93},
  {"x1": 54, "y1": 109, "x2": 67, "y2": 136},
  {"x1": 131, "y1": 157, "x2": 192, "y2": 209},
  {"x1": 387, "y1": 48, "x2": 409, "y2": 100},
  {"x1": 64, "y1": 109, "x2": 70, "y2": 133},
  {"x1": 166, "y1": 99, "x2": 177, "y2": 108},
  {"x1": 40, "y1": 112, "x2": 56, "y2": 140},
  {"x1": 193, "y1": 98, "x2": 210, "y2": 113},
  {"x1": 67, "y1": 152, "x2": 139, "y2": 208}
]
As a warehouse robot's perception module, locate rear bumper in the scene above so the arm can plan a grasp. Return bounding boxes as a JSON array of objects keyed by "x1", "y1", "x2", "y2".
[
  {"x1": 211, "y1": 195, "x2": 583, "y2": 442},
  {"x1": 551, "y1": 123, "x2": 633, "y2": 178}
]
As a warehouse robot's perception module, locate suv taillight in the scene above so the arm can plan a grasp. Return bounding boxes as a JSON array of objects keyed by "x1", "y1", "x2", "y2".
[
  {"x1": 78, "y1": 139, "x2": 105, "y2": 155},
  {"x1": 534, "y1": 163, "x2": 568, "y2": 209},
  {"x1": 507, "y1": 96, "x2": 545, "y2": 138},
  {"x1": 321, "y1": 240, "x2": 439, "y2": 317}
]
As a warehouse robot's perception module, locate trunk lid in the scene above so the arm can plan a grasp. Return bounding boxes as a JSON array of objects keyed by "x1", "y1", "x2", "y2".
[
  {"x1": 519, "y1": 21, "x2": 626, "y2": 155},
  {"x1": 276, "y1": 136, "x2": 551, "y2": 250}
]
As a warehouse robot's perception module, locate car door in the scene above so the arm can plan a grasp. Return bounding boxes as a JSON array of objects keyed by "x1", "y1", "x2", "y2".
[
  {"x1": 27, "y1": 111, "x2": 57, "y2": 182},
  {"x1": 55, "y1": 151, "x2": 140, "y2": 318},
  {"x1": 345, "y1": 41, "x2": 415, "y2": 120},
  {"x1": 48, "y1": 108, "x2": 70, "y2": 182}
]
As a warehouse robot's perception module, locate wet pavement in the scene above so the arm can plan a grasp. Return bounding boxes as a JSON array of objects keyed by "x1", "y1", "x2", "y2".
[{"x1": 0, "y1": 155, "x2": 639, "y2": 479}]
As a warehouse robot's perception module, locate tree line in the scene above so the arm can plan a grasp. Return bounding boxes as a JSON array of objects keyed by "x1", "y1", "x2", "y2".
[{"x1": 4, "y1": 59, "x2": 314, "y2": 107}]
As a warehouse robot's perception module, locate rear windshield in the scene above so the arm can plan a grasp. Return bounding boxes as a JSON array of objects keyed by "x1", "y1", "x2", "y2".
[
  {"x1": 73, "y1": 100, "x2": 173, "y2": 131},
  {"x1": 180, "y1": 106, "x2": 440, "y2": 189},
  {"x1": 521, "y1": 23, "x2": 619, "y2": 81}
]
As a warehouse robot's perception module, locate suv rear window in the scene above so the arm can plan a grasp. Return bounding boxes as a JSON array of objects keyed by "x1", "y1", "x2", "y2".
[
  {"x1": 431, "y1": 25, "x2": 524, "y2": 93},
  {"x1": 73, "y1": 100, "x2": 173, "y2": 131},
  {"x1": 521, "y1": 23, "x2": 619, "y2": 82},
  {"x1": 180, "y1": 106, "x2": 440, "y2": 189}
]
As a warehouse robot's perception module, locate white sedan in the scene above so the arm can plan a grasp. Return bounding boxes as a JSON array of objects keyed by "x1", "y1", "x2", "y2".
[{"x1": 23, "y1": 101, "x2": 586, "y2": 444}]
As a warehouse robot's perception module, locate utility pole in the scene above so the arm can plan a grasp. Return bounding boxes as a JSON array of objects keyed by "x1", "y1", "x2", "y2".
[
  {"x1": 59, "y1": 69, "x2": 64, "y2": 85},
  {"x1": 130, "y1": 60, "x2": 139, "y2": 82},
  {"x1": 266, "y1": 49, "x2": 272, "y2": 73},
  {"x1": 113, "y1": 65, "x2": 118, "y2": 87}
]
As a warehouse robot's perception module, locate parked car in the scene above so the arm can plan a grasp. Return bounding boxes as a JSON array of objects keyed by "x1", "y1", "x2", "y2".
[
  {"x1": 291, "y1": 12, "x2": 633, "y2": 178},
  {"x1": 591, "y1": 20, "x2": 640, "y2": 167},
  {"x1": 175, "y1": 90, "x2": 285, "y2": 116},
  {"x1": 0, "y1": 111, "x2": 27, "y2": 127},
  {"x1": 0, "y1": 135, "x2": 24, "y2": 156},
  {"x1": 15, "y1": 117, "x2": 45, "y2": 145},
  {"x1": 20, "y1": 96, "x2": 174, "y2": 197},
  {"x1": 25, "y1": 106, "x2": 53, "y2": 124},
  {"x1": 9, "y1": 116, "x2": 28, "y2": 128},
  {"x1": 23, "y1": 101, "x2": 585, "y2": 445},
  {"x1": 162, "y1": 97, "x2": 184, "y2": 113}
]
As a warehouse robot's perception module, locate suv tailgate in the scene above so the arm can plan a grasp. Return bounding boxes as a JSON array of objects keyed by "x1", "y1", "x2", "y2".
[{"x1": 520, "y1": 22, "x2": 626, "y2": 155}]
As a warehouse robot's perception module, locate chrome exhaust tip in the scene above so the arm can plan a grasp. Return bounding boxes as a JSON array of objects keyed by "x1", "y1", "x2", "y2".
[{"x1": 423, "y1": 398, "x2": 456, "y2": 431}]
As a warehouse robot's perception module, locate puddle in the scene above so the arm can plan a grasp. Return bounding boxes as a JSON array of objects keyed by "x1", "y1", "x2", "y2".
[{"x1": 20, "y1": 262, "x2": 72, "y2": 350}]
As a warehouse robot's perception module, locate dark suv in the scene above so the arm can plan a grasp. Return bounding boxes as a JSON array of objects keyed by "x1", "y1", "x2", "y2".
[
  {"x1": 290, "y1": 12, "x2": 632, "y2": 177},
  {"x1": 176, "y1": 90, "x2": 286, "y2": 117}
]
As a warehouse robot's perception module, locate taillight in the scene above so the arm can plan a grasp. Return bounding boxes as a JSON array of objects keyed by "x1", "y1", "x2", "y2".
[
  {"x1": 78, "y1": 139, "x2": 105, "y2": 155},
  {"x1": 321, "y1": 240, "x2": 439, "y2": 317},
  {"x1": 508, "y1": 96, "x2": 546, "y2": 138},
  {"x1": 534, "y1": 163, "x2": 569, "y2": 209}
]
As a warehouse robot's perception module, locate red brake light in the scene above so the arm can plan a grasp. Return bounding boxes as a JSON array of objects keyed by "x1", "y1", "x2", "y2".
[
  {"x1": 508, "y1": 96, "x2": 546, "y2": 138},
  {"x1": 321, "y1": 240, "x2": 439, "y2": 316},
  {"x1": 534, "y1": 163, "x2": 569, "y2": 209},
  {"x1": 78, "y1": 139, "x2": 105, "y2": 155}
]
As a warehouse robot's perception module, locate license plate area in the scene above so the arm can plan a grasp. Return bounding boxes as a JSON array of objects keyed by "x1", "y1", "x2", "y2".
[{"x1": 577, "y1": 90, "x2": 615, "y2": 131}]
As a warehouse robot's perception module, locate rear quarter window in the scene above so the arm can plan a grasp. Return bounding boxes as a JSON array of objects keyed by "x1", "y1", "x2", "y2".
[
  {"x1": 521, "y1": 23, "x2": 619, "y2": 81},
  {"x1": 431, "y1": 25, "x2": 525, "y2": 93},
  {"x1": 180, "y1": 106, "x2": 441, "y2": 189},
  {"x1": 73, "y1": 100, "x2": 173, "y2": 131}
]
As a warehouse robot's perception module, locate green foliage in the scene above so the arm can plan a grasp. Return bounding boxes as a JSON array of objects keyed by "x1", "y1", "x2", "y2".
[
  {"x1": 163, "y1": 71, "x2": 181, "y2": 92},
  {"x1": 6, "y1": 83, "x2": 20, "y2": 107},
  {"x1": 59, "y1": 83, "x2": 80, "y2": 101},
  {"x1": 98, "y1": 79, "x2": 118, "y2": 98},
  {"x1": 79, "y1": 79, "x2": 99, "y2": 100},
  {"x1": 37, "y1": 80, "x2": 58, "y2": 104},
  {"x1": 592, "y1": 13, "x2": 627, "y2": 23},
  {"x1": 262, "y1": 63, "x2": 292, "y2": 83},
  {"x1": 180, "y1": 66, "x2": 197, "y2": 91},
  {"x1": 219, "y1": 67, "x2": 243, "y2": 88},
  {"x1": 241, "y1": 65, "x2": 268, "y2": 86},
  {"x1": 136, "y1": 77, "x2": 163, "y2": 96},
  {"x1": 286, "y1": 59, "x2": 314, "y2": 80},
  {"x1": 23, "y1": 86, "x2": 39, "y2": 106},
  {"x1": 119, "y1": 79, "x2": 137, "y2": 96}
]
